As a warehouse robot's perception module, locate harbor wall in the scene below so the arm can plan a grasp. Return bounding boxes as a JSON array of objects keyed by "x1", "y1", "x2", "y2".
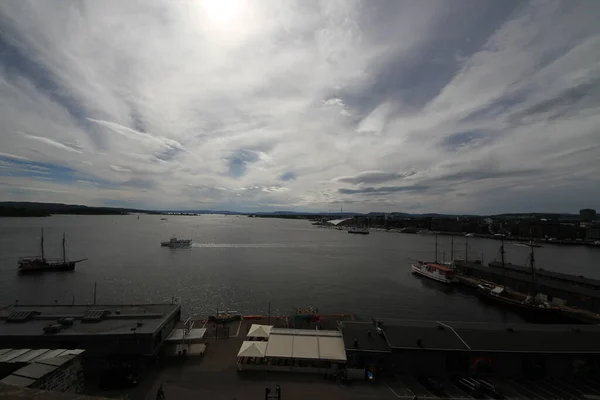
[{"x1": 454, "y1": 261, "x2": 600, "y2": 313}]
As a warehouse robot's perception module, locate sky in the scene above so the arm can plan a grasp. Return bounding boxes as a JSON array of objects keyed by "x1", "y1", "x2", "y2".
[{"x1": 0, "y1": 0, "x2": 599, "y2": 214}]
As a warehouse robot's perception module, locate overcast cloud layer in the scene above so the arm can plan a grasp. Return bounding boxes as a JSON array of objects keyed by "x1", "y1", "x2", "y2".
[{"x1": 1, "y1": 0, "x2": 599, "y2": 213}]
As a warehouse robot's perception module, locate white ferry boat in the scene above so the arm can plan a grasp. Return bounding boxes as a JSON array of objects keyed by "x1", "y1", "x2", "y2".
[
  {"x1": 161, "y1": 237, "x2": 192, "y2": 248},
  {"x1": 348, "y1": 227, "x2": 369, "y2": 235},
  {"x1": 411, "y1": 261, "x2": 456, "y2": 284}
]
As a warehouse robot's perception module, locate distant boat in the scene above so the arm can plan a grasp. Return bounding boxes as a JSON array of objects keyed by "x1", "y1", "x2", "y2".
[
  {"x1": 18, "y1": 229, "x2": 87, "y2": 273},
  {"x1": 161, "y1": 237, "x2": 192, "y2": 248},
  {"x1": 348, "y1": 227, "x2": 369, "y2": 235},
  {"x1": 160, "y1": 217, "x2": 168, "y2": 221},
  {"x1": 515, "y1": 241, "x2": 542, "y2": 248},
  {"x1": 465, "y1": 233, "x2": 474, "y2": 237}
]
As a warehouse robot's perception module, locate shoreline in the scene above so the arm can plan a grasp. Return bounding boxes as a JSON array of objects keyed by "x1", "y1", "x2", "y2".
[{"x1": 314, "y1": 224, "x2": 600, "y2": 248}]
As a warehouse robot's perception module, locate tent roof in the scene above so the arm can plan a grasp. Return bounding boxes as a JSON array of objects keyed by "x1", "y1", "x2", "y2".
[
  {"x1": 237, "y1": 341, "x2": 267, "y2": 358},
  {"x1": 293, "y1": 336, "x2": 318, "y2": 359},
  {"x1": 318, "y1": 336, "x2": 347, "y2": 361},
  {"x1": 265, "y1": 334, "x2": 293, "y2": 358},
  {"x1": 264, "y1": 330, "x2": 347, "y2": 361},
  {"x1": 247, "y1": 324, "x2": 273, "y2": 338}
]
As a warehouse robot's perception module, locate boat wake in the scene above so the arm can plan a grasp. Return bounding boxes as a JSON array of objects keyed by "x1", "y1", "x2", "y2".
[{"x1": 192, "y1": 243, "x2": 289, "y2": 248}]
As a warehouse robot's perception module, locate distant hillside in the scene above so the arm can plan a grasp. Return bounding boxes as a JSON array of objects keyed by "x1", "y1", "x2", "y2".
[{"x1": 0, "y1": 202, "x2": 154, "y2": 217}]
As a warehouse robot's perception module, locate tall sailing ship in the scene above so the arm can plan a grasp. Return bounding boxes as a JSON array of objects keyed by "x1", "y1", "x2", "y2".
[{"x1": 18, "y1": 228, "x2": 87, "y2": 273}]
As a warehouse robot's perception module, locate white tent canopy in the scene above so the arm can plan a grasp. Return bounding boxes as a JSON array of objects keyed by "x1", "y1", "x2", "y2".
[
  {"x1": 264, "y1": 331, "x2": 347, "y2": 362},
  {"x1": 247, "y1": 324, "x2": 273, "y2": 338},
  {"x1": 237, "y1": 341, "x2": 267, "y2": 358}
]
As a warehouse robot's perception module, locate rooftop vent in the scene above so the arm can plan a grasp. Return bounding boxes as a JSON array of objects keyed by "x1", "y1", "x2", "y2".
[
  {"x1": 6, "y1": 310, "x2": 39, "y2": 322},
  {"x1": 82, "y1": 310, "x2": 109, "y2": 322}
]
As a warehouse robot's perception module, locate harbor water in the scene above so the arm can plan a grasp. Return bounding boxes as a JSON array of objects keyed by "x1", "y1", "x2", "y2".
[{"x1": 1, "y1": 215, "x2": 599, "y2": 321}]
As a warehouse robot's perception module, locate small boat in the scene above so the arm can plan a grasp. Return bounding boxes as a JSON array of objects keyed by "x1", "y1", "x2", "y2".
[
  {"x1": 411, "y1": 261, "x2": 456, "y2": 283},
  {"x1": 515, "y1": 241, "x2": 542, "y2": 248},
  {"x1": 348, "y1": 227, "x2": 369, "y2": 235},
  {"x1": 465, "y1": 233, "x2": 474, "y2": 237},
  {"x1": 160, "y1": 217, "x2": 168, "y2": 221},
  {"x1": 18, "y1": 229, "x2": 87, "y2": 273},
  {"x1": 161, "y1": 237, "x2": 192, "y2": 248},
  {"x1": 208, "y1": 311, "x2": 242, "y2": 323}
]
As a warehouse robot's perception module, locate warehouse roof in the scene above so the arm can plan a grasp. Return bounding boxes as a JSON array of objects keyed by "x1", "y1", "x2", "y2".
[
  {"x1": 0, "y1": 304, "x2": 180, "y2": 337},
  {"x1": 383, "y1": 320, "x2": 469, "y2": 351},
  {"x1": 375, "y1": 320, "x2": 600, "y2": 353},
  {"x1": 449, "y1": 321, "x2": 600, "y2": 353},
  {"x1": 340, "y1": 322, "x2": 391, "y2": 353}
]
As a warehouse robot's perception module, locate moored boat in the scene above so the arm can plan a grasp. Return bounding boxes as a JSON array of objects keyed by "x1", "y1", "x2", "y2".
[
  {"x1": 477, "y1": 285, "x2": 563, "y2": 315},
  {"x1": 410, "y1": 233, "x2": 456, "y2": 284},
  {"x1": 348, "y1": 227, "x2": 369, "y2": 235},
  {"x1": 411, "y1": 261, "x2": 456, "y2": 283}
]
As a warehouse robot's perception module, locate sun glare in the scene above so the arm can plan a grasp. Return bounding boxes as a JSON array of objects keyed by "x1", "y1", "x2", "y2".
[{"x1": 201, "y1": 0, "x2": 247, "y2": 24}]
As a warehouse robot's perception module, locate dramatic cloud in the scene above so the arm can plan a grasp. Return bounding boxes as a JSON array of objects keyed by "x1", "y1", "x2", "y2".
[{"x1": 0, "y1": 0, "x2": 599, "y2": 213}]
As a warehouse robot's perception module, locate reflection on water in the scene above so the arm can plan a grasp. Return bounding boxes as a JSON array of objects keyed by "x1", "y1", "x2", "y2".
[{"x1": 0, "y1": 215, "x2": 599, "y2": 321}]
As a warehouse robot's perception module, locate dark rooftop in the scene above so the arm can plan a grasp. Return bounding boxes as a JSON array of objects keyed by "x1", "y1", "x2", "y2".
[
  {"x1": 0, "y1": 304, "x2": 180, "y2": 337},
  {"x1": 448, "y1": 321, "x2": 600, "y2": 353},
  {"x1": 374, "y1": 319, "x2": 600, "y2": 353},
  {"x1": 340, "y1": 322, "x2": 391, "y2": 353},
  {"x1": 383, "y1": 320, "x2": 468, "y2": 351}
]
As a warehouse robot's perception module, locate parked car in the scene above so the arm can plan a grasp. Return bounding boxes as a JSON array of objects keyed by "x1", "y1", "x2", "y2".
[
  {"x1": 476, "y1": 378, "x2": 504, "y2": 399},
  {"x1": 418, "y1": 376, "x2": 445, "y2": 396},
  {"x1": 455, "y1": 377, "x2": 485, "y2": 398}
]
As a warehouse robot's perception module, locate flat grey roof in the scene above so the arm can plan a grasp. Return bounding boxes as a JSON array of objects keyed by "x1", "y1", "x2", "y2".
[
  {"x1": 0, "y1": 374, "x2": 36, "y2": 387},
  {"x1": 378, "y1": 320, "x2": 600, "y2": 353},
  {"x1": 340, "y1": 322, "x2": 391, "y2": 353},
  {"x1": 383, "y1": 320, "x2": 469, "y2": 351},
  {"x1": 448, "y1": 321, "x2": 600, "y2": 353},
  {"x1": 0, "y1": 304, "x2": 180, "y2": 337},
  {"x1": 13, "y1": 362, "x2": 56, "y2": 380}
]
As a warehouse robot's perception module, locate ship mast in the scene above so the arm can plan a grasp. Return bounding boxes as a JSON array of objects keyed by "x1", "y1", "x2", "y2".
[
  {"x1": 62, "y1": 233, "x2": 66, "y2": 263},
  {"x1": 450, "y1": 236, "x2": 454, "y2": 263},
  {"x1": 435, "y1": 233, "x2": 438, "y2": 263},
  {"x1": 40, "y1": 228, "x2": 45, "y2": 261},
  {"x1": 465, "y1": 235, "x2": 468, "y2": 262},
  {"x1": 529, "y1": 245, "x2": 536, "y2": 294}
]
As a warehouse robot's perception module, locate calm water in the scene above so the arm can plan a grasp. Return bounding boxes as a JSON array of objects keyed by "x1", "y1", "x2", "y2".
[{"x1": 1, "y1": 215, "x2": 599, "y2": 322}]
